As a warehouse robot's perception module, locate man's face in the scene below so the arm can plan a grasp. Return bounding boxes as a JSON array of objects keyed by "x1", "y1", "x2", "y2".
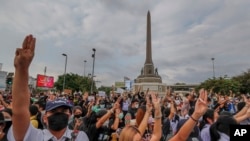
[{"x1": 43, "y1": 107, "x2": 71, "y2": 125}]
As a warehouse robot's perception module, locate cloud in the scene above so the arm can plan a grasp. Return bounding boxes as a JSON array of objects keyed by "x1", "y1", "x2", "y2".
[{"x1": 0, "y1": 0, "x2": 250, "y2": 88}]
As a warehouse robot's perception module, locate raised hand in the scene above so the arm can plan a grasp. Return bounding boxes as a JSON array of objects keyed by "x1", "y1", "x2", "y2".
[
  {"x1": 194, "y1": 89, "x2": 208, "y2": 116},
  {"x1": 145, "y1": 93, "x2": 153, "y2": 113},
  {"x1": 150, "y1": 92, "x2": 161, "y2": 111},
  {"x1": 14, "y1": 35, "x2": 36, "y2": 70},
  {"x1": 242, "y1": 94, "x2": 250, "y2": 106}
]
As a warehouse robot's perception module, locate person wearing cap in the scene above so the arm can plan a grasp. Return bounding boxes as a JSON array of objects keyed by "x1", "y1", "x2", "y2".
[{"x1": 7, "y1": 35, "x2": 89, "y2": 141}]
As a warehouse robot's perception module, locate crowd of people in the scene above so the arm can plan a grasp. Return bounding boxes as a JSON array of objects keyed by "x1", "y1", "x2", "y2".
[{"x1": 0, "y1": 34, "x2": 249, "y2": 141}]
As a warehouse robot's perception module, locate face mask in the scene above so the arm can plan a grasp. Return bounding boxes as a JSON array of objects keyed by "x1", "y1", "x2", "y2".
[
  {"x1": 119, "y1": 113, "x2": 124, "y2": 119},
  {"x1": 134, "y1": 104, "x2": 139, "y2": 109},
  {"x1": 100, "y1": 104, "x2": 105, "y2": 108},
  {"x1": 167, "y1": 103, "x2": 171, "y2": 108},
  {"x1": 47, "y1": 112, "x2": 69, "y2": 131},
  {"x1": 74, "y1": 114, "x2": 82, "y2": 119}
]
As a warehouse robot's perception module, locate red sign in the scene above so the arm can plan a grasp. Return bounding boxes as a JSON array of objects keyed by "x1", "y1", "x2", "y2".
[{"x1": 36, "y1": 74, "x2": 54, "y2": 88}]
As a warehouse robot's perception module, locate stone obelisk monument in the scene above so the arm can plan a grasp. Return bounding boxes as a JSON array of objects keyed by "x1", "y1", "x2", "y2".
[{"x1": 133, "y1": 11, "x2": 166, "y2": 95}]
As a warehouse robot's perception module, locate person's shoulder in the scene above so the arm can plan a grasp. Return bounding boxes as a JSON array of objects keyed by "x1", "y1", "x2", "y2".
[{"x1": 77, "y1": 131, "x2": 89, "y2": 141}]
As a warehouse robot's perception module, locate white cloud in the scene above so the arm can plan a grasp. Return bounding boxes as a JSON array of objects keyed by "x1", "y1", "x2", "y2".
[{"x1": 0, "y1": 0, "x2": 250, "y2": 88}]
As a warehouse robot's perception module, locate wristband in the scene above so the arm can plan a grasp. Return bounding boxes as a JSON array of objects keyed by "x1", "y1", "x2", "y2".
[
  {"x1": 190, "y1": 116, "x2": 198, "y2": 123},
  {"x1": 154, "y1": 114, "x2": 162, "y2": 120}
]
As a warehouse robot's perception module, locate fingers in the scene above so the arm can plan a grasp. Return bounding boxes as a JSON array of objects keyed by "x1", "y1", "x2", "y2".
[
  {"x1": 30, "y1": 37, "x2": 36, "y2": 53},
  {"x1": 22, "y1": 35, "x2": 29, "y2": 49},
  {"x1": 15, "y1": 48, "x2": 21, "y2": 56}
]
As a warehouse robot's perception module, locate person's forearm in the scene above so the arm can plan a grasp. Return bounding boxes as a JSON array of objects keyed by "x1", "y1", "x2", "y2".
[
  {"x1": 234, "y1": 105, "x2": 249, "y2": 118},
  {"x1": 170, "y1": 112, "x2": 200, "y2": 141},
  {"x1": 111, "y1": 116, "x2": 120, "y2": 130},
  {"x1": 12, "y1": 69, "x2": 30, "y2": 112},
  {"x1": 96, "y1": 109, "x2": 113, "y2": 128},
  {"x1": 152, "y1": 109, "x2": 162, "y2": 140},
  {"x1": 12, "y1": 69, "x2": 31, "y2": 140},
  {"x1": 235, "y1": 114, "x2": 248, "y2": 123},
  {"x1": 138, "y1": 111, "x2": 150, "y2": 135}
]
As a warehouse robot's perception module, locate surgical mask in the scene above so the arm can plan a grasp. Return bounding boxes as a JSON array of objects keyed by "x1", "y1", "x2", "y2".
[
  {"x1": 119, "y1": 113, "x2": 124, "y2": 119},
  {"x1": 134, "y1": 104, "x2": 139, "y2": 109},
  {"x1": 47, "y1": 112, "x2": 69, "y2": 131},
  {"x1": 167, "y1": 103, "x2": 171, "y2": 108},
  {"x1": 100, "y1": 104, "x2": 105, "y2": 108}
]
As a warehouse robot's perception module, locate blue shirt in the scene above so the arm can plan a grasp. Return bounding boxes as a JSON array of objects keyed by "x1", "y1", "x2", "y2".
[
  {"x1": 200, "y1": 124, "x2": 211, "y2": 141},
  {"x1": 7, "y1": 123, "x2": 89, "y2": 141}
]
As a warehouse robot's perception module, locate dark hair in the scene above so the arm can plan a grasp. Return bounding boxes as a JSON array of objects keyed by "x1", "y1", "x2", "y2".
[
  {"x1": 29, "y1": 105, "x2": 39, "y2": 116},
  {"x1": 1, "y1": 108, "x2": 13, "y2": 116},
  {"x1": 199, "y1": 109, "x2": 214, "y2": 130},
  {"x1": 188, "y1": 107, "x2": 195, "y2": 116},
  {"x1": 237, "y1": 102, "x2": 245, "y2": 112},
  {"x1": 164, "y1": 108, "x2": 171, "y2": 117},
  {"x1": 73, "y1": 106, "x2": 82, "y2": 113},
  {"x1": 176, "y1": 118, "x2": 201, "y2": 140},
  {"x1": 210, "y1": 115, "x2": 237, "y2": 141},
  {"x1": 35, "y1": 100, "x2": 46, "y2": 110}
]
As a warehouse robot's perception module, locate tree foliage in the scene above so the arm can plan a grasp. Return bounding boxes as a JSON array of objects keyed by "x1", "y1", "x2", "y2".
[
  {"x1": 54, "y1": 73, "x2": 96, "y2": 93},
  {"x1": 98, "y1": 86, "x2": 112, "y2": 96},
  {"x1": 232, "y1": 69, "x2": 250, "y2": 94},
  {"x1": 196, "y1": 77, "x2": 241, "y2": 95}
]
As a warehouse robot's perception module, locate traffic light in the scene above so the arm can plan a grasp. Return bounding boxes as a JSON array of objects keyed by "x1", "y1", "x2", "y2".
[{"x1": 6, "y1": 77, "x2": 13, "y2": 85}]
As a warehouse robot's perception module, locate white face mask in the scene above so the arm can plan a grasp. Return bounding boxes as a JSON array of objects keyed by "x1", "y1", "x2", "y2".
[
  {"x1": 134, "y1": 104, "x2": 139, "y2": 108},
  {"x1": 167, "y1": 103, "x2": 171, "y2": 108},
  {"x1": 100, "y1": 104, "x2": 105, "y2": 108}
]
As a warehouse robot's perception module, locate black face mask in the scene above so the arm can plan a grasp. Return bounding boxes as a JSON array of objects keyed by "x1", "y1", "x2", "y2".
[
  {"x1": 74, "y1": 114, "x2": 82, "y2": 119},
  {"x1": 48, "y1": 112, "x2": 69, "y2": 131}
]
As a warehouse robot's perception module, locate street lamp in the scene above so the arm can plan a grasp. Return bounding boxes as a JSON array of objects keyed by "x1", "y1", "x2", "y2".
[
  {"x1": 211, "y1": 57, "x2": 215, "y2": 79},
  {"x1": 62, "y1": 53, "x2": 68, "y2": 92},
  {"x1": 84, "y1": 60, "x2": 87, "y2": 77},
  {"x1": 91, "y1": 48, "x2": 96, "y2": 94}
]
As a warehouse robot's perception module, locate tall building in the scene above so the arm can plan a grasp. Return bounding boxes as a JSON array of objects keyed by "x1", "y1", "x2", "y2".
[{"x1": 133, "y1": 11, "x2": 166, "y2": 96}]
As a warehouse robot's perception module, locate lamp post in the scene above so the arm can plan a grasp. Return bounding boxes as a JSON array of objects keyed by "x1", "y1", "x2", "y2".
[
  {"x1": 211, "y1": 57, "x2": 215, "y2": 79},
  {"x1": 62, "y1": 53, "x2": 68, "y2": 92},
  {"x1": 91, "y1": 48, "x2": 96, "y2": 94},
  {"x1": 84, "y1": 60, "x2": 87, "y2": 77}
]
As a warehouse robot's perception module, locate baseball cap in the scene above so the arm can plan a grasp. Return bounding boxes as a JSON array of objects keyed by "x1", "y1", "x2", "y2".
[{"x1": 45, "y1": 98, "x2": 73, "y2": 111}]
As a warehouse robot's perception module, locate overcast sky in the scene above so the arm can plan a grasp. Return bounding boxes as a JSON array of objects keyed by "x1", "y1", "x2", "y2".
[{"x1": 0, "y1": 0, "x2": 250, "y2": 87}]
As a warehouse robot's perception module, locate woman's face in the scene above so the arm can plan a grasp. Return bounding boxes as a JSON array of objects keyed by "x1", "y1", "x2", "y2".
[{"x1": 133, "y1": 133, "x2": 141, "y2": 141}]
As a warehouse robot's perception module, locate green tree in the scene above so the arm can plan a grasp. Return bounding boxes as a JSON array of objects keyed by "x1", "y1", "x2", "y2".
[
  {"x1": 196, "y1": 77, "x2": 240, "y2": 95},
  {"x1": 98, "y1": 86, "x2": 112, "y2": 96},
  {"x1": 232, "y1": 69, "x2": 250, "y2": 94},
  {"x1": 54, "y1": 73, "x2": 96, "y2": 93}
]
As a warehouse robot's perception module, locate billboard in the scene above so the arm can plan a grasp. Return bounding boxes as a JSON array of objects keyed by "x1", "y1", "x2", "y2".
[{"x1": 36, "y1": 74, "x2": 54, "y2": 88}]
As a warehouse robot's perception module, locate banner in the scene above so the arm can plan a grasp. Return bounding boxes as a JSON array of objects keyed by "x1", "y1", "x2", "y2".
[{"x1": 36, "y1": 74, "x2": 54, "y2": 88}]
